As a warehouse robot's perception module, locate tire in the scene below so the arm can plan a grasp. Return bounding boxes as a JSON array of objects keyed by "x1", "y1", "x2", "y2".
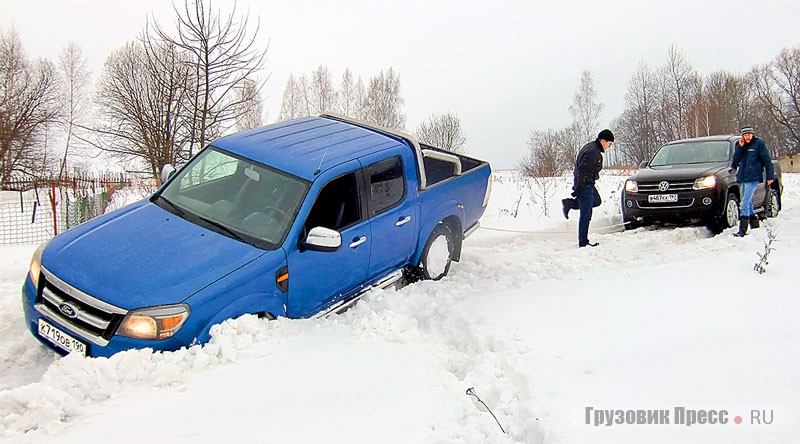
[
  {"x1": 765, "y1": 188, "x2": 780, "y2": 218},
  {"x1": 420, "y1": 224, "x2": 455, "y2": 281},
  {"x1": 712, "y1": 192, "x2": 739, "y2": 232}
]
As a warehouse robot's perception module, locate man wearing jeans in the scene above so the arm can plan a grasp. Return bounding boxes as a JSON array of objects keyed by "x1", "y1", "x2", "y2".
[
  {"x1": 731, "y1": 126, "x2": 774, "y2": 237},
  {"x1": 562, "y1": 129, "x2": 614, "y2": 247}
]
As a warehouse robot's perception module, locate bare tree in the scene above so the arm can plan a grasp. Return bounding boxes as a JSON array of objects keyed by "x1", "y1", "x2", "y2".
[
  {"x1": 278, "y1": 74, "x2": 308, "y2": 121},
  {"x1": 750, "y1": 46, "x2": 800, "y2": 156},
  {"x1": 0, "y1": 29, "x2": 61, "y2": 185},
  {"x1": 613, "y1": 63, "x2": 664, "y2": 165},
  {"x1": 569, "y1": 70, "x2": 604, "y2": 143},
  {"x1": 57, "y1": 42, "x2": 90, "y2": 179},
  {"x1": 233, "y1": 77, "x2": 264, "y2": 131},
  {"x1": 519, "y1": 130, "x2": 565, "y2": 216},
  {"x1": 662, "y1": 46, "x2": 702, "y2": 139},
  {"x1": 152, "y1": 0, "x2": 268, "y2": 155},
  {"x1": 95, "y1": 41, "x2": 191, "y2": 181},
  {"x1": 308, "y1": 65, "x2": 337, "y2": 115},
  {"x1": 337, "y1": 68, "x2": 364, "y2": 117},
  {"x1": 362, "y1": 68, "x2": 405, "y2": 130},
  {"x1": 413, "y1": 112, "x2": 467, "y2": 153}
]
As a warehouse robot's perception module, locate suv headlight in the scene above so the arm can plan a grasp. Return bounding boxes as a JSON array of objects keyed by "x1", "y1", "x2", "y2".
[
  {"x1": 625, "y1": 180, "x2": 638, "y2": 193},
  {"x1": 29, "y1": 239, "x2": 50, "y2": 289},
  {"x1": 117, "y1": 304, "x2": 190, "y2": 340},
  {"x1": 693, "y1": 175, "x2": 716, "y2": 190}
]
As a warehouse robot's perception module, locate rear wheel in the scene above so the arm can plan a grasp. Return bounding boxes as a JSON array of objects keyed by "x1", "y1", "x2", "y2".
[
  {"x1": 420, "y1": 224, "x2": 455, "y2": 281},
  {"x1": 765, "y1": 188, "x2": 780, "y2": 218}
]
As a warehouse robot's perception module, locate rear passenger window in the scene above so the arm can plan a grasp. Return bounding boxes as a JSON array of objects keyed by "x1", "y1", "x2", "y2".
[{"x1": 365, "y1": 156, "x2": 405, "y2": 216}]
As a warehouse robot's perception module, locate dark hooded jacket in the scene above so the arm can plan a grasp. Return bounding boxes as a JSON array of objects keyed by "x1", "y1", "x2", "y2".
[
  {"x1": 732, "y1": 136, "x2": 774, "y2": 183},
  {"x1": 573, "y1": 140, "x2": 604, "y2": 190}
]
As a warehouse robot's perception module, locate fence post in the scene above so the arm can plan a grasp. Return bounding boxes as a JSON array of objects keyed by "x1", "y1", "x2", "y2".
[{"x1": 50, "y1": 181, "x2": 58, "y2": 235}]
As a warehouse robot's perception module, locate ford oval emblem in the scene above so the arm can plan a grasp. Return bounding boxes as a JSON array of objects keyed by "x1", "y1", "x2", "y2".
[
  {"x1": 658, "y1": 181, "x2": 670, "y2": 192},
  {"x1": 58, "y1": 302, "x2": 78, "y2": 319}
]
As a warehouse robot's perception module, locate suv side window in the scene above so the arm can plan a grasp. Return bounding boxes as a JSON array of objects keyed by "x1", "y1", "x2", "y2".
[
  {"x1": 305, "y1": 172, "x2": 362, "y2": 232},
  {"x1": 364, "y1": 156, "x2": 405, "y2": 216}
]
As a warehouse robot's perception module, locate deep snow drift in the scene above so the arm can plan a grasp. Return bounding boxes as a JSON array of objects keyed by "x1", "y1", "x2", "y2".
[{"x1": 0, "y1": 172, "x2": 797, "y2": 443}]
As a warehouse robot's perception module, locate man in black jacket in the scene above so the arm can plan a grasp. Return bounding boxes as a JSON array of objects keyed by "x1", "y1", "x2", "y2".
[{"x1": 562, "y1": 129, "x2": 614, "y2": 247}]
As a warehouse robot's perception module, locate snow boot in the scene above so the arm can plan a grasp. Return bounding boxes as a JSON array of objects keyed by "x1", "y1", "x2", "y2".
[
  {"x1": 749, "y1": 215, "x2": 760, "y2": 229},
  {"x1": 733, "y1": 217, "x2": 749, "y2": 237},
  {"x1": 561, "y1": 198, "x2": 573, "y2": 220}
]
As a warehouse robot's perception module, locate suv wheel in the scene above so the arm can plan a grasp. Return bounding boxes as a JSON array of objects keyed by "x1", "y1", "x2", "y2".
[
  {"x1": 713, "y1": 192, "x2": 739, "y2": 231},
  {"x1": 724, "y1": 192, "x2": 740, "y2": 228},
  {"x1": 765, "y1": 188, "x2": 780, "y2": 218}
]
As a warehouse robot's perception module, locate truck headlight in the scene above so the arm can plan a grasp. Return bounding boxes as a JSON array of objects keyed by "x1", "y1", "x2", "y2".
[
  {"x1": 29, "y1": 239, "x2": 50, "y2": 289},
  {"x1": 625, "y1": 180, "x2": 638, "y2": 193},
  {"x1": 693, "y1": 175, "x2": 716, "y2": 190},
  {"x1": 117, "y1": 304, "x2": 190, "y2": 340}
]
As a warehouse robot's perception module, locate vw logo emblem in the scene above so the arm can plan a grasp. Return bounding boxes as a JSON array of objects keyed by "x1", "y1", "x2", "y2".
[
  {"x1": 58, "y1": 302, "x2": 78, "y2": 319},
  {"x1": 658, "y1": 181, "x2": 670, "y2": 192}
]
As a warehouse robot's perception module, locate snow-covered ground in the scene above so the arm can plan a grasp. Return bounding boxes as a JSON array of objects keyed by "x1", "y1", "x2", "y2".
[{"x1": 1, "y1": 172, "x2": 797, "y2": 443}]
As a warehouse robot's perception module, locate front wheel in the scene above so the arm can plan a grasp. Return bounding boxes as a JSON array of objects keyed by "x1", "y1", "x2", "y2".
[
  {"x1": 420, "y1": 224, "x2": 455, "y2": 281},
  {"x1": 710, "y1": 192, "x2": 739, "y2": 233}
]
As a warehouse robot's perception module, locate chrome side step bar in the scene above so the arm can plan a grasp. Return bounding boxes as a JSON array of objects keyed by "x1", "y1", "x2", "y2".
[{"x1": 314, "y1": 269, "x2": 404, "y2": 319}]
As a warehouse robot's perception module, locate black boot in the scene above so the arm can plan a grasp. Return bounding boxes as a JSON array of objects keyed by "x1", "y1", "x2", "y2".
[
  {"x1": 749, "y1": 216, "x2": 760, "y2": 229},
  {"x1": 561, "y1": 198, "x2": 573, "y2": 220},
  {"x1": 734, "y1": 217, "x2": 749, "y2": 237}
]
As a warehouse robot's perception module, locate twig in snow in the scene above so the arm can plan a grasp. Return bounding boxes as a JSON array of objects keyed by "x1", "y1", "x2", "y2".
[
  {"x1": 753, "y1": 223, "x2": 777, "y2": 274},
  {"x1": 466, "y1": 387, "x2": 506, "y2": 434}
]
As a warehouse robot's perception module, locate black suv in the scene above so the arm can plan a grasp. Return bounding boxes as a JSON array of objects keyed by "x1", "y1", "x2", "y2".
[{"x1": 622, "y1": 135, "x2": 783, "y2": 232}]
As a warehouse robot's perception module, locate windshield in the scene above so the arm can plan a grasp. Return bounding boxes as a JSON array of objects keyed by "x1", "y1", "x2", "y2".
[
  {"x1": 156, "y1": 146, "x2": 309, "y2": 249},
  {"x1": 650, "y1": 141, "x2": 731, "y2": 166}
]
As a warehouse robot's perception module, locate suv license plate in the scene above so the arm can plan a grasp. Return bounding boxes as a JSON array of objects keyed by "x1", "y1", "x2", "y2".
[
  {"x1": 38, "y1": 318, "x2": 88, "y2": 356},
  {"x1": 648, "y1": 194, "x2": 678, "y2": 203}
]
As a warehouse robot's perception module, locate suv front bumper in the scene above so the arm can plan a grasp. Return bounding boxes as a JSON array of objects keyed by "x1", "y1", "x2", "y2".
[{"x1": 622, "y1": 188, "x2": 724, "y2": 223}]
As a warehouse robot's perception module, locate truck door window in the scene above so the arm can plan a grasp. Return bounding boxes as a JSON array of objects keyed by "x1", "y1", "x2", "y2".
[
  {"x1": 364, "y1": 156, "x2": 405, "y2": 216},
  {"x1": 305, "y1": 172, "x2": 361, "y2": 232}
]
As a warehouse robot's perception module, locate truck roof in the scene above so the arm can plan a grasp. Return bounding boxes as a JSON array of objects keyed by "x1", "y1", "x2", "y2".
[{"x1": 212, "y1": 116, "x2": 406, "y2": 181}]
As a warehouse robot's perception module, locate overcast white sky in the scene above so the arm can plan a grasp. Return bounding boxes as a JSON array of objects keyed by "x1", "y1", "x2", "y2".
[{"x1": 3, "y1": 0, "x2": 800, "y2": 169}]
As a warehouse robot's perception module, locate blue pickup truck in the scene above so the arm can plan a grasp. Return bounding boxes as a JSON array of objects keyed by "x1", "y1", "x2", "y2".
[{"x1": 22, "y1": 114, "x2": 492, "y2": 357}]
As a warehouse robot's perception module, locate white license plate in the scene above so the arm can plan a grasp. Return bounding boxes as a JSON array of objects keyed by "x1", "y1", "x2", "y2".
[
  {"x1": 38, "y1": 318, "x2": 88, "y2": 356},
  {"x1": 648, "y1": 194, "x2": 678, "y2": 203}
]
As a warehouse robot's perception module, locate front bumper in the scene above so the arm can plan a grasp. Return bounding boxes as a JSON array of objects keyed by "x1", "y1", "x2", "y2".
[
  {"x1": 21, "y1": 276, "x2": 194, "y2": 358},
  {"x1": 622, "y1": 188, "x2": 723, "y2": 223}
]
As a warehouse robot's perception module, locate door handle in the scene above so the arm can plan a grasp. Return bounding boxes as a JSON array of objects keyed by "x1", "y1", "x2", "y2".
[
  {"x1": 349, "y1": 236, "x2": 367, "y2": 248},
  {"x1": 395, "y1": 216, "x2": 411, "y2": 227}
]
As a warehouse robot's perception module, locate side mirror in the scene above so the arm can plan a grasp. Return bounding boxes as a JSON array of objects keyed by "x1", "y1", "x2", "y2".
[
  {"x1": 160, "y1": 164, "x2": 177, "y2": 185},
  {"x1": 302, "y1": 227, "x2": 341, "y2": 252},
  {"x1": 639, "y1": 161, "x2": 648, "y2": 169}
]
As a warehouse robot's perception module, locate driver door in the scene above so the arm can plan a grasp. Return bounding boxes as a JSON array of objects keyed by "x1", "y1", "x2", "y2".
[{"x1": 286, "y1": 161, "x2": 371, "y2": 318}]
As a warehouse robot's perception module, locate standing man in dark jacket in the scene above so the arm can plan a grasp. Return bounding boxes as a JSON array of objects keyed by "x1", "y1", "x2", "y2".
[
  {"x1": 731, "y1": 126, "x2": 774, "y2": 237},
  {"x1": 562, "y1": 129, "x2": 614, "y2": 247}
]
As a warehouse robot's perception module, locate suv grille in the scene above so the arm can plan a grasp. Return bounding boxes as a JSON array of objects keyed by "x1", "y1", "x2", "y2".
[
  {"x1": 638, "y1": 180, "x2": 695, "y2": 193},
  {"x1": 35, "y1": 267, "x2": 127, "y2": 346}
]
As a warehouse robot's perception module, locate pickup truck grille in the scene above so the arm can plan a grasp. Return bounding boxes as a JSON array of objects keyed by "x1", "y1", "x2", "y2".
[
  {"x1": 35, "y1": 267, "x2": 127, "y2": 346},
  {"x1": 637, "y1": 180, "x2": 695, "y2": 193}
]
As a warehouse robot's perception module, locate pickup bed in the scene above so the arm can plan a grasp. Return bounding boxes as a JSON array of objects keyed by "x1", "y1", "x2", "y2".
[
  {"x1": 621, "y1": 135, "x2": 783, "y2": 232},
  {"x1": 22, "y1": 114, "x2": 492, "y2": 357}
]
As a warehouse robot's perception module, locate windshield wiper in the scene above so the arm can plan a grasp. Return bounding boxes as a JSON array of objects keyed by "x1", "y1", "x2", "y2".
[
  {"x1": 155, "y1": 195, "x2": 186, "y2": 218},
  {"x1": 194, "y1": 214, "x2": 248, "y2": 244}
]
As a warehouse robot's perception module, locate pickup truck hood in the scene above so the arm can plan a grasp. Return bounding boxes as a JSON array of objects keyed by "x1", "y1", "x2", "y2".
[
  {"x1": 633, "y1": 163, "x2": 727, "y2": 182},
  {"x1": 42, "y1": 200, "x2": 266, "y2": 310}
]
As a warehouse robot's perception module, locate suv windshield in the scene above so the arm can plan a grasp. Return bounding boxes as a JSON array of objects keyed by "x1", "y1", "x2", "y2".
[
  {"x1": 155, "y1": 146, "x2": 309, "y2": 249},
  {"x1": 650, "y1": 141, "x2": 731, "y2": 166}
]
